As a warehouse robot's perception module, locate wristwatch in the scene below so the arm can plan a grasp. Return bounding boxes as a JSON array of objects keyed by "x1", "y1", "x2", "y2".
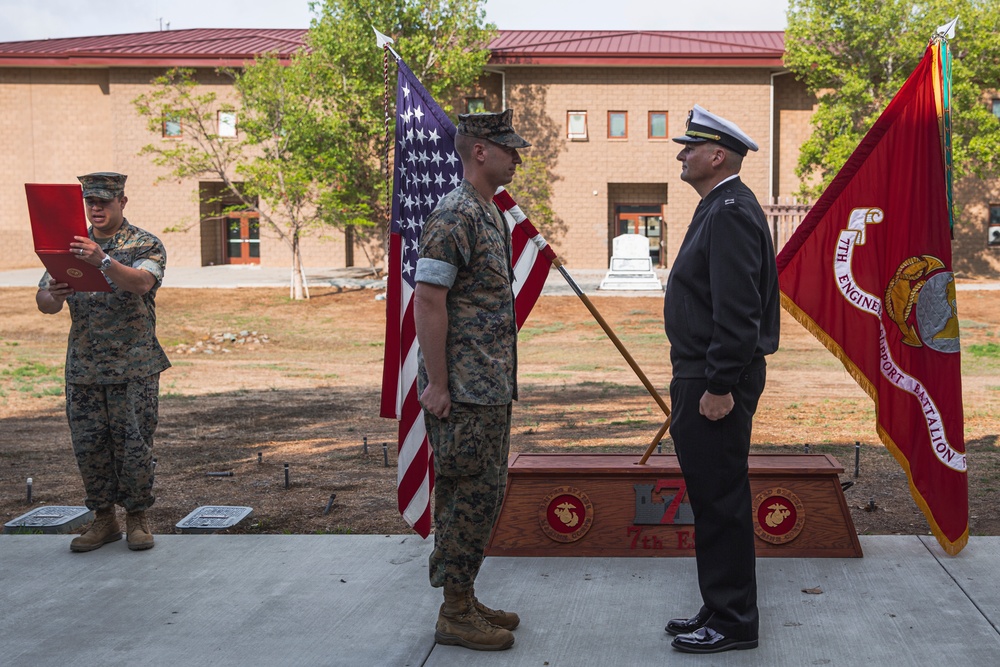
[{"x1": 98, "y1": 256, "x2": 113, "y2": 272}]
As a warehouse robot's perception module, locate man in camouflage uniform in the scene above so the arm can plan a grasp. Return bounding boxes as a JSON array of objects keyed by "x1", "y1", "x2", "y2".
[
  {"x1": 36, "y1": 172, "x2": 170, "y2": 553},
  {"x1": 414, "y1": 109, "x2": 530, "y2": 651}
]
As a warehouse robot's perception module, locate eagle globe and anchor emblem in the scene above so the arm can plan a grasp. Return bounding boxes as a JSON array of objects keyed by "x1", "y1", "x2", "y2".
[
  {"x1": 538, "y1": 486, "x2": 594, "y2": 543},
  {"x1": 753, "y1": 487, "x2": 805, "y2": 544},
  {"x1": 884, "y1": 254, "x2": 960, "y2": 353}
]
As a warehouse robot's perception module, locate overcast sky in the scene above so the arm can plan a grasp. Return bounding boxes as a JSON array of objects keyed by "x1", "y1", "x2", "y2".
[{"x1": 0, "y1": 0, "x2": 789, "y2": 43}]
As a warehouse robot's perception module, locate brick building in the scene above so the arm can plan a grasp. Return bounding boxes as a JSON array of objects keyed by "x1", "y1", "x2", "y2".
[
  {"x1": 479, "y1": 30, "x2": 790, "y2": 269},
  {"x1": 1, "y1": 29, "x2": 997, "y2": 275}
]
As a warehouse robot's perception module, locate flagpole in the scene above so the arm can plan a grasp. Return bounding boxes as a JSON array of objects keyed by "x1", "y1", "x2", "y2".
[
  {"x1": 494, "y1": 189, "x2": 671, "y2": 462},
  {"x1": 556, "y1": 255, "x2": 671, "y2": 419},
  {"x1": 554, "y1": 254, "x2": 671, "y2": 463}
]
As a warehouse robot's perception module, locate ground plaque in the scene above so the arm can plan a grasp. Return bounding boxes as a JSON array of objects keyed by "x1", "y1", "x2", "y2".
[
  {"x1": 3, "y1": 506, "x2": 93, "y2": 534},
  {"x1": 176, "y1": 506, "x2": 253, "y2": 534},
  {"x1": 486, "y1": 453, "x2": 862, "y2": 558}
]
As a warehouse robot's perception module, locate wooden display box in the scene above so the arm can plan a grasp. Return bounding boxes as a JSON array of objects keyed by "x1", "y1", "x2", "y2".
[{"x1": 486, "y1": 453, "x2": 862, "y2": 558}]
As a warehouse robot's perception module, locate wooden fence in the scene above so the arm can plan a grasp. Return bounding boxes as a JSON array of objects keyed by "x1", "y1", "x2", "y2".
[{"x1": 762, "y1": 196, "x2": 813, "y2": 253}]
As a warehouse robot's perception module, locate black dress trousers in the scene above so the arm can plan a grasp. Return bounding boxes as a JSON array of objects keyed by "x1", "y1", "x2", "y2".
[{"x1": 669, "y1": 364, "x2": 766, "y2": 641}]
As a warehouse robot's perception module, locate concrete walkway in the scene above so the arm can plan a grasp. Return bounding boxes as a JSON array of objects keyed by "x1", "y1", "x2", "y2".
[
  {"x1": 0, "y1": 265, "x2": 626, "y2": 294},
  {"x1": 2, "y1": 265, "x2": 998, "y2": 296},
  {"x1": 1, "y1": 534, "x2": 998, "y2": 666}
]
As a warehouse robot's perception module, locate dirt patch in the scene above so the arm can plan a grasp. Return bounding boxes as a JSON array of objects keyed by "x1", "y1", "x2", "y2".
[{"x1": 1, "y1": 286, "x2": 998, "y2": 538}]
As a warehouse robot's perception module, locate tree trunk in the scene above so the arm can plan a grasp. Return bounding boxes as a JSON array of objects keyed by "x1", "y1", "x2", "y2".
[{"x1": 291, "y1": 234, "x2": 307, "y2": 300}]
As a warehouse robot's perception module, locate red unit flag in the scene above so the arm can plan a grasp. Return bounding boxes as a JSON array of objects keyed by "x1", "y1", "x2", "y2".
[{"x1": 777, "y1": 39, "x2": 967, "y2": 554}]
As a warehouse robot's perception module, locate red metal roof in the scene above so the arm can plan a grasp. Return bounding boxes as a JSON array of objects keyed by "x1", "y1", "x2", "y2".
[
  {"x1": 488, "y1": 30, "x2": 786, "y2": 67},
  {"x1": 0, "y1": 29, "x2": 785, "y2": 69},
  {"x1": 0, "y1": 29, "x2": 307, "y2": 67}
]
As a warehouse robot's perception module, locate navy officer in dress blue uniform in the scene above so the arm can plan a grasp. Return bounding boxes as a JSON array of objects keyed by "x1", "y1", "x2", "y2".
[{"x1": 662, "y1": 105, "x2": 780, "y2": 654}]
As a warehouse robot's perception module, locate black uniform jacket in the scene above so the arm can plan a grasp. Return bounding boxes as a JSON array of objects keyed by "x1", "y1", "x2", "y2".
[{"x1": 664, "y1": 177, "x2": 780, "y2": 395}]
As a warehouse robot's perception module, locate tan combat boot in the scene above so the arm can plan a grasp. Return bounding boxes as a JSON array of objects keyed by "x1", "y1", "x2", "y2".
[
  {"x1": 435, "y1": 587, "x2": 514, "y2": 651},
  {"x1": 126, "y1": 511, "x2": 155, "y2": 551},
  {"x1": 469, "y1": 588, "x2": 520, "y2": 630},
  {"x1": 70, "y1": 507, "x2": 122, "y2": 552}
]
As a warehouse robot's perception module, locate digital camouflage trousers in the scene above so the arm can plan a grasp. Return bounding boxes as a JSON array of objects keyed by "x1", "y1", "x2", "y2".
[
  {"x1": 66, "y1": 374, "x2": 160, "y2": 513},
  {"x1": 425, "y1": 402, "x2": 512, "y2": 591}
]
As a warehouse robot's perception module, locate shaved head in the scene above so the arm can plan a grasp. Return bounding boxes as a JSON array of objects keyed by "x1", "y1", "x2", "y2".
[{"x1": 455, "y1": 133, "x2": 478, "y2": 160}]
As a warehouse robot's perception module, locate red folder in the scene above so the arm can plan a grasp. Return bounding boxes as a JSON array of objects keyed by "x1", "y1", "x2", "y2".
[{"x1": 25, "y1": 183, "x2": 111, "y2": 292}]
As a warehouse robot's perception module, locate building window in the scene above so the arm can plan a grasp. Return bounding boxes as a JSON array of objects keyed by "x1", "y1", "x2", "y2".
[
  {"x1": 162, "y1": 115, "x2": 182, "y2": 138},
  {"x1": 649, "y1": 111, "x2": 668, "y2": 138},
  {"x1": 218, "y1": 111, "x2": 237, "y2": 138},
  {"x1": 467, "y1": 98, "x2": 486, "y2": 114},
  {"x1": 989, "y1": 205, "x2": 1000, "y2": 246},
  {"x1": 993, "y1": 99, "x2": 1000, "y2": 120},
  {"x1": 567, "y1": 111, "x2": 588, "y2": 140},
  {"x1": 608, "y1": 111, "x2": 628, "y2": 139}
]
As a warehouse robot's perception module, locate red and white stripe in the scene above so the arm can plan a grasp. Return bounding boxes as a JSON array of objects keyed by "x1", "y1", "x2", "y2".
[{"x1": 381, "y1": 188, "x2": 553, "y2": 538}]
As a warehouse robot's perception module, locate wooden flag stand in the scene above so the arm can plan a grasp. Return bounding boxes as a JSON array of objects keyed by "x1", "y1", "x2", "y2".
[
  {"x1": 456, "y1": 219, "x2": 861, "y2": 559},
  {"x1": 486, "y1": 452, "x2": 862, "y2": 558}
]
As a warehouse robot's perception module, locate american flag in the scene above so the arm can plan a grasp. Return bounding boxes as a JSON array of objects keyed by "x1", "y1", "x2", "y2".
[{"x1": 379, "y1": 57, "x2": 552, "y2": 537}]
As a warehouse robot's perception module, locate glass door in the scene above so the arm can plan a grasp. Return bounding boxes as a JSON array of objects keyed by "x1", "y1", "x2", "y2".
[
  {"x1": 615, "y1": 205, "x2": 663, "y2": 266},
  {"x1": 224, "y1": 212, "x2": 260, "y2": 264}
]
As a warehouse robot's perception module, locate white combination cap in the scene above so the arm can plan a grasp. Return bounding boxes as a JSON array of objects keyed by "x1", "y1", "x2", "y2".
[{"x1": 672, "y1": 105, "x2": 758, "y2": 156}]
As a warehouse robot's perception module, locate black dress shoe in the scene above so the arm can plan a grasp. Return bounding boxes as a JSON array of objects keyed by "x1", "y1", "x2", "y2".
[
  {"x1": 671, "y1": 626, "x2": 758, "y2": 654},
  {"x1": 664, "y1": 613, "x2": 709, "y2": 636}
]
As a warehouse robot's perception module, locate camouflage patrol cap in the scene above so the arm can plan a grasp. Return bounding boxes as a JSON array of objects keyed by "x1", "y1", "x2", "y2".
[
  {"x1": 77, "y1": 172, "x2": 127, "y2": 199},
  {"x1": 456, "y1": 109, "x2": 530, "y2": 149}
]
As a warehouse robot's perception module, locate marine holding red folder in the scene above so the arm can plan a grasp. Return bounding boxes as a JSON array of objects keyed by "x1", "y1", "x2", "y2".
[{"x1": 34, "y1": 172, "x2": 171, "y2": 553}]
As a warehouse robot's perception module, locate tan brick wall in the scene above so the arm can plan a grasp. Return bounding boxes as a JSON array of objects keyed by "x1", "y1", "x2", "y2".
[
  {"x1": 455, "y1": 71, "x2": 504, "y2": 114},
  {"x1": 1, "y1": 65, "x2": 348, "y2": 272},
  {"x1": 504, "y1": 66, "x2": 772, "y2": 268},
  {"x1": 108, "y1": 68, "x2": 349, "y2": 270},
  {"x1": 1, "y1": 68, "x2": 113, "y2": 270},
  {"x1": 772, "y1": 73, "x2": 817, "y2": 199},
  {"x1": 954, "y1": 178, "x2": 1000, "y2": 277},
  {"x1": 4, "y1": 61, "x2": 997, "y2": 277}
]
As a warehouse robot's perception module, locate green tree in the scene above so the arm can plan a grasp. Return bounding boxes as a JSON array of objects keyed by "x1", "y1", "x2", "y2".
[
  {"x1": 785, "y1": 0, "x2": 1000, "y2": 198},
  {"x1": 134, "y1": 1, "x2": 500, "y2": 298},
  {"x1": 304, "y1": 0, "x2": 497, "y2": 258},
  {"x1": 133, "y1": 56, "x2": 355, "y2": 300}
]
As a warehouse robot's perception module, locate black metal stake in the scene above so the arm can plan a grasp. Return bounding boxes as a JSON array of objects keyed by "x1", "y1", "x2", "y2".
[
  {"x1": 323, "y1": 493, "x2": 337, "y2": 515},
  {"x1": 257, "y1": 451, "x2": 263, "y2": 464},
  {"x1": 363, "y1": 436, "x2": 368, "y2": 455},
  {"x1": 868, "y1": 497, "x2": 876, "y2": 512},
  {"x1": 26, "y1": 477, "x2": 32, "y2": 504},
  {"x1": 657, "y1": 442, "x2": 662, "y2": 454},
  {"x1": 804, "y1": 443, "x2": 810, "y2": 454},
  {"x1": 383, "y1": 442, "x2": 389, "y2": 467},
  {"x1": 854, "y1": 441, "x2": 860, "y2": 478},
  {"x1": 284, "y1": 463, "x2": 290, "y2": 489}
]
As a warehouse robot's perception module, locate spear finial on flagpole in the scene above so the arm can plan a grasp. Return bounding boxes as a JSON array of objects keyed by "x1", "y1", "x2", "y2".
[
  {"x1": 934, "y1": 17, "x2": 958, "y2": 41},
  {"x1": 373, "y1": 27, "x2": 402, "y2": 61},
  {"x1": 373, "y1": 27, "x2": 393, "y2": 48}
]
